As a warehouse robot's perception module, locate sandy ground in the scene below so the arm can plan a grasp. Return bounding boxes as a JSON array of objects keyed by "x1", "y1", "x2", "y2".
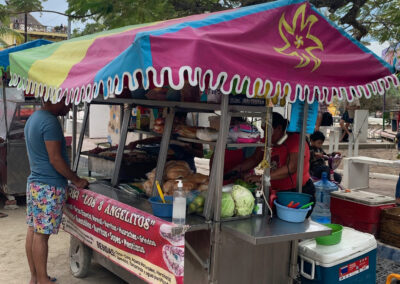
[
  {"x1": 0, "y1": 205, "x2": 126, "y2": 284},
  {"x1": 1, "y1": 140, "x2": 399, "y2": 284}
]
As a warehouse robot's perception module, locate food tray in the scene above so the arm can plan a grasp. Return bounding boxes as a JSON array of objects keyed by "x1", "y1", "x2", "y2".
[{"x1": 84, "y1": 153, "x2": 157, "y2": 181}]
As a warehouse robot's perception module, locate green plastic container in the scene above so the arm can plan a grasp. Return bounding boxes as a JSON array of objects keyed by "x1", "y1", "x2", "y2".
[{"x1": 316, "y1": 224, "x2": 343, "y2": 246}]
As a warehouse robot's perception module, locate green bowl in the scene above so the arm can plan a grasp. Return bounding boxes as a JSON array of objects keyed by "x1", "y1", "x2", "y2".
[{"x1": 316, "y1": 224, "x2": 343, "y2": 246}]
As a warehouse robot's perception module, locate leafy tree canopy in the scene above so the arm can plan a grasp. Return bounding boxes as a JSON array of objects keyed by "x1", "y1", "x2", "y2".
[
  {"x1": 5, "y1": 0, "x2": 45, "y2": 13},
  {"x1": 67, "y1": 0, "x2": 400, "y2": 44}
]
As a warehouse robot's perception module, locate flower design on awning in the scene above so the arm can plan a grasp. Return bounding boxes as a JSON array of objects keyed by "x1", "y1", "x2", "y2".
[
  {"x1": 8, "y1": 0, "x2": 395, "y2": 104},
  {"x1": 274, "y1": 3, "x2": 323, "y2": 72}
]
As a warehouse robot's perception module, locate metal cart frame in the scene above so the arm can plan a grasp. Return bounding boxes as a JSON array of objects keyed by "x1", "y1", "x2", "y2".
[{"x1": 69, "y1": 96, "x2": 330, "y2": 284}]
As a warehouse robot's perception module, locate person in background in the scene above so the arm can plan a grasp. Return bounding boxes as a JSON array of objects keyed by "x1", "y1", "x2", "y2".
[
  {"x1": 129, "y1": 112, "x2": 203, "y2": 172},
  {"x1": 25, "y1": 97, "x2": 89, "y2": 284},
  {"x1": 340, "y1": 97, "x2": 360, "y2": 142},
  {"x1": 315, "y1": 102, "x2": 333, "y2": 131},
  {"x1": 396, "y1": 176, "x2": 400, "y2": 206},
  {"x1": 0, "y1": 194, "x2": 7, "y2": 218},
  {"x1": 309, "y1": 131, "x2": 342, "y2": 183}
]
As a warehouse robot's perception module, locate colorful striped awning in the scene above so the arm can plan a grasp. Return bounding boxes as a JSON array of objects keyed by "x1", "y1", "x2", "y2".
[
  {"x1": 9, "y1": 0, "x2": 397, "y2": 105},
  {"x1": 0, "y1": 39, "x2": 52, "y2": 76}
]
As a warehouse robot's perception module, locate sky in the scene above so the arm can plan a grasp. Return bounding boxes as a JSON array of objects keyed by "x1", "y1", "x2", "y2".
[
  {"x1": 0, "y1": 0, "x2": 390, "y2": 57},
  {"x1": 368, "y1": 41, "x2": 388, "y2": 58}
]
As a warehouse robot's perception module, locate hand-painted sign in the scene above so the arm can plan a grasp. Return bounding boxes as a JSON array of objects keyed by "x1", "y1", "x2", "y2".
[{"x1": 62, "y1": 187, "x2": 184, "y2": 284}]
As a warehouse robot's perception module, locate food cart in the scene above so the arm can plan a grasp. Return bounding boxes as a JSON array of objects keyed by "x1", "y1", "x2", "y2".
[
  {"x1": 0, "y1": 40, "x2": 51, "y2": 195},
  {"x1": 9, "y1": 0, "x2": 397, "y2": 283}
]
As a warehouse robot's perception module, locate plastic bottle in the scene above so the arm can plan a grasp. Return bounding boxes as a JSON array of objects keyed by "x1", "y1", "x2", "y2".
[
  {"x1": 311, "y1": 172, "x2": 338, "y2": 224},
  {"x1": 253, "y1": 190, "x2": 265, "y2": 216},
  {"x1": 172, "y1": 180, "x2": 186, "y2": 225}
]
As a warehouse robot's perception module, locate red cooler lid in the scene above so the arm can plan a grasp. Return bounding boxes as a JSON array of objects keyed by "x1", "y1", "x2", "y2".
[{"x1": 331, "y1": 190, "x2": 395, "y2": 205}]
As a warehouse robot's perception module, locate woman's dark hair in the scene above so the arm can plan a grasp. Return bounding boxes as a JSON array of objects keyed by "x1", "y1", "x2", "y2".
[
  {"x1": 310, "y1": 131, "x2": 325, "y2": 142},
  {"x1": 272, "y1": 112, "x2": 288, "y2": 131}
]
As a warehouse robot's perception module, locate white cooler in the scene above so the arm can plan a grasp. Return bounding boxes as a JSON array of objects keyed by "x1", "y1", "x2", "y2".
[{"x1": 299, "y1": 227, "x2": 377, "y2": 283}]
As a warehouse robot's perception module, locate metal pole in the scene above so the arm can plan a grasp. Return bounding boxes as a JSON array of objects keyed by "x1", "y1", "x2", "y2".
[
  {"x1": 289, "y1": 101, "x2": 308, "y2": 284},
  {"x1": 383, "y1": 92, "x2": 386, "y2": 131},
  {"x1": 296, "y1": 101, "x2": 308, "y2": 193},
  {"x1": 213, "y1": 94, "x2": 230, "y2": 221},
  {"x1": 24, "y1": 13, "x2": 27, "y2": 43},
  {"x1": 348, "y1": 133, "x2": 354, "y2": 157},
  {"x1": 288, "y1": 240, "x2": 299, "y2": 284},
  {"x1": 151, "y1": 108, "x2": 175, "y2": 196},
  {"x1": 67, "y1": 17, "x2": 72, "y2": 39},
  {"x1": 209, "y1": 94, "x2": 230, "y2": 284},
  {"x1": 2, "y1": 80, "x2": 8, "y2": 141},
  {"x1": 73, "y1": 103, "x2": 89, "y2": 172},
  {"x1": 203, "y1": 155, "x2": 216, "y2": 220},
  {"x1": 263, "y1": 108, "x2": 272, "y2": 205},
  {"x1": 72, "y1": 104, "x2": 77, "y2": 167},
  {"x1": 111, "y1": 104, "x2": 132, "y2": 187}
]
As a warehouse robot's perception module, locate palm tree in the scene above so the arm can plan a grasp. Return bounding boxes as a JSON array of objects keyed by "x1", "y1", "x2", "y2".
[
  {"x1": 0, "y1": 2, "x2": 24, "y2": 47},
  {"x1": 0, "y1": 24, "x2": 24, "y2": 47}
]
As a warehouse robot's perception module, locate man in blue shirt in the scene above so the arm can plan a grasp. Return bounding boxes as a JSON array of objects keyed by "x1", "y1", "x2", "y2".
[{"x1": 24, "y1": 97, "x2": 88, "y2": 284}]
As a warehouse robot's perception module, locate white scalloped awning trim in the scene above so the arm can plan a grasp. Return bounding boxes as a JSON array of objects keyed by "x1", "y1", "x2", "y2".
[{"x1": 9, "y1": 66, "x2": 399, "y2": 105}]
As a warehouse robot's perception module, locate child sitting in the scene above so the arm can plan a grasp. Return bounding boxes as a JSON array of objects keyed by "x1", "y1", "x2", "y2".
[{"x1": 309, "y1": 131, "x2": 342, "y2": 183}]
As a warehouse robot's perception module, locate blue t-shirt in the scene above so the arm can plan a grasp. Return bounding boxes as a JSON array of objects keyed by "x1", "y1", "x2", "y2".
[{"x1": 25, "y1": 110, "x2": 69, "y2": 187}]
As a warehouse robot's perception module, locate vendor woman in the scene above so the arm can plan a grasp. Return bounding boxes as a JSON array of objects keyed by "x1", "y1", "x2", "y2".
[
  {"x1": 227, "y1": 113, "x2": 315, "y2": 198},
  {"x1": 209, "y1": 117, "x2": 255, "y2": 181},
  {"x1": 128, "y1": 112, "x2": 203, "y2": 172}
]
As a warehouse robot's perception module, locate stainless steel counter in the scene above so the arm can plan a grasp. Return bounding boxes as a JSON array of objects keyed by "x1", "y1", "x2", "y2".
[
  {"x1": 88, "y1": 182, "x2": 330, "y2": 243},
  {"x1": 88, "y1": 181, "x2": 211, "y2": 232},
  {"x1": 221, "y1": 216, "x2": 331, "y2": 245}
]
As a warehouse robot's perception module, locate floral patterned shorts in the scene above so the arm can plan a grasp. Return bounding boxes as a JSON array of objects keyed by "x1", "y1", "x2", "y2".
[{"x1": 26, "y1": 182, "x2": 66, "y2": 235}]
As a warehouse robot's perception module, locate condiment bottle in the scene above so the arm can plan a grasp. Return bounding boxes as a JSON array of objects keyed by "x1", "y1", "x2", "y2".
[
  {"x1": 254, "y1": 190, "x2": 265, "y2": 216},
  {"x1": 172, "y1": 180, "x2": 186, "y2": 225}
]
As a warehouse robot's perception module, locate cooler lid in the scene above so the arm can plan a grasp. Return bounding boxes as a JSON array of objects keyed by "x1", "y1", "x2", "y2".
[
  {"x1": 330, "y1": 190, "x2": 395, "y2": 205},
  {"x1": 299, "y1": 227, "x2": 377, "y2": 266}
]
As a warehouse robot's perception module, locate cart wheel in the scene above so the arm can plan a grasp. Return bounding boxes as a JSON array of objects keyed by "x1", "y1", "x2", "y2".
[{"x1": 69, "y1": 236, "x2": 92, "y2": 278}]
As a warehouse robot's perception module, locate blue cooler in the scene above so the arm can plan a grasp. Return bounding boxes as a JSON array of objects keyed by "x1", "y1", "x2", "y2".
[{"x1": 299, "y1": 227, "x2": 376, "y2": 284}]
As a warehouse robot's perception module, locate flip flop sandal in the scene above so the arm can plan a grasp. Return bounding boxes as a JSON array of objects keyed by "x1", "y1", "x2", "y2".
[{"x1": 0, "y1": 212, "x2": 7, "y2": 218}]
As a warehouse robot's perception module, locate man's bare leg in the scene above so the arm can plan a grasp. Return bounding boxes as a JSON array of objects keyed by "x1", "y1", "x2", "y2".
[
  {"x1": 32, "y1": 232, "x2": 52, "y2": 284},
  {"x1": 26, "y1": 227, "x2": 36, "y2": 284}
]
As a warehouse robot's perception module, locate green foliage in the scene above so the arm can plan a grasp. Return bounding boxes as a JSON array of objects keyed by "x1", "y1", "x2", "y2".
[
  {"x1": 362, "y1": 0, "x2": 400, "y2": 44},
  {"x1": 359, "y1": 86, "x2": 400, "y2": 112},
  {"x1": 5, "y1": 0, "x2": 45, "y2": 13},
  {"x1": 67, "y1": 0, "x2": 400, "y2": 44},
  {"x1": 328, "y1": 0, "x2": 400, "y2": 44},
  {"x1": 67, "y1": 0, "x2": 228, "y2": 36},
  {"x1": 67, "y1": 0, "x2": 176, "y2": 34}
]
